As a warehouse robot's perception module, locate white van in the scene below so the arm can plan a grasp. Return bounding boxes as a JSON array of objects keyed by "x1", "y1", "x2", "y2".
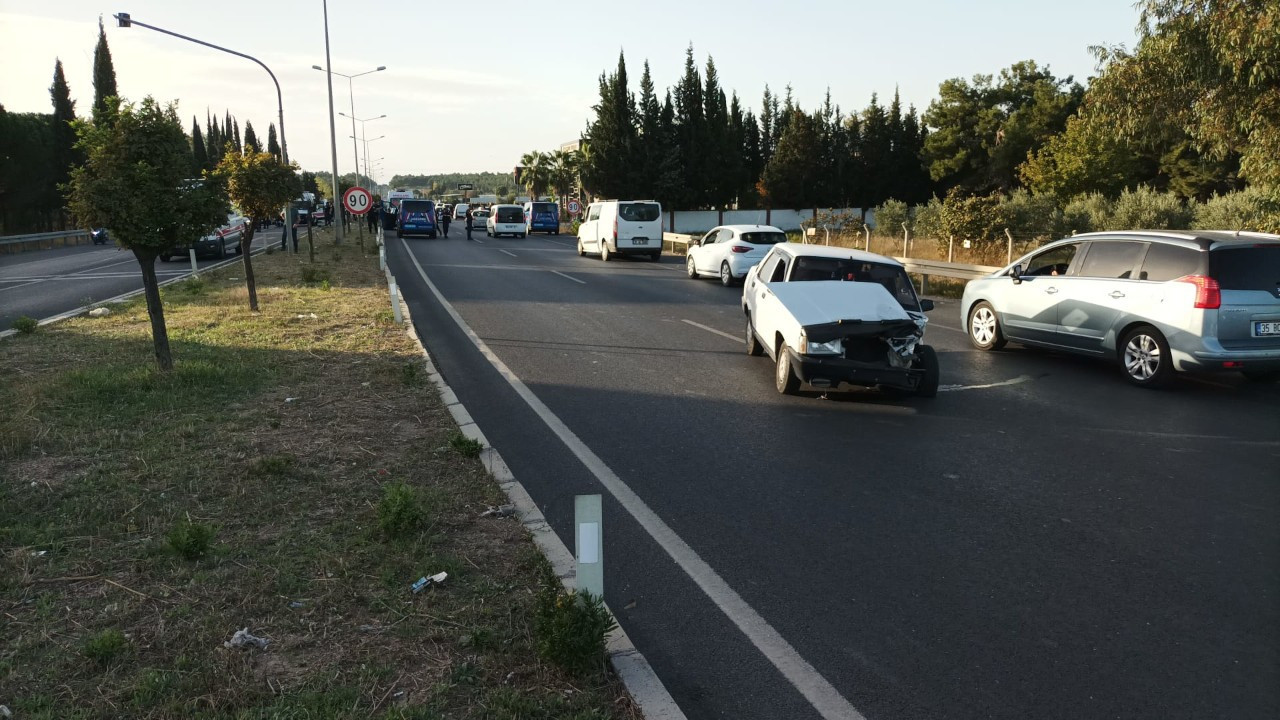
[
  {"x1": 576, "y1": 200, "x2": 663, "y2": 261},
  {"x1": 487, "y1": 204, "x2": 526, "y2": 238},
  {"x1": 453, "y1": 203, "x2": 470, "y2": 221}
]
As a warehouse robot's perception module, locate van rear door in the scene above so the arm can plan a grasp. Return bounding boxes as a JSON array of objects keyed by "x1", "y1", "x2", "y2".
[
  {"x1": 1211, "y1": 243, "x2": 1280, "y2": 350},
  {"x1": 616, "y1": 202, "x2": 661, "y2": 249}
]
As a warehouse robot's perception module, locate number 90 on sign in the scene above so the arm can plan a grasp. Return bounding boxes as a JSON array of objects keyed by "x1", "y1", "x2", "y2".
[{"x1": 343, "y1": 187, "x2": 373, "y2": 215}]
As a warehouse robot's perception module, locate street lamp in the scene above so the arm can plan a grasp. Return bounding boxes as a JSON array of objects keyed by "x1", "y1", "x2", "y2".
[
  {"x1": 312, "y1": 64, "x2": 384, "y2": 194},
  {"x1": 341, "y1": 113, "x2": 386, "y2": 189},
  {"x1": 318, "y1": 0, "x2": 344, "y2": 244},
  {"x1": 113, "y1": 12, "x2": 288, "y2": 164}
]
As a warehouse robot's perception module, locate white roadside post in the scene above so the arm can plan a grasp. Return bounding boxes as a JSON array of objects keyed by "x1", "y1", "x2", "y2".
[
  {"x1": 863, "y1": 225, "x2": 871, "y2": 252},
  {"x1": 575, "y1": 494, "x2": 604, "y2": 597},
  {"x1": 189, "y1": 248, "x2": 198, "y2": 275}
]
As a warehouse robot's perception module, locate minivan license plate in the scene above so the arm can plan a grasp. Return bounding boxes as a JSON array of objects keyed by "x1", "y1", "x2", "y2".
[
  {"x1": 633, "y1": 237, "x2": 649, "y2": 245},
  {"x1": 1255, "y1": 321, "x2": 1280, "y2": 337}
]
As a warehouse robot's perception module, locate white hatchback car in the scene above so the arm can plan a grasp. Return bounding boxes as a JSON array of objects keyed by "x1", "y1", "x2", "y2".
[
  {"x1": 487, "y1": 204, "x2": 526, "y2": 238},
  {"x1": 686, "y1": 224, "x2": 786, "y2": 286}
]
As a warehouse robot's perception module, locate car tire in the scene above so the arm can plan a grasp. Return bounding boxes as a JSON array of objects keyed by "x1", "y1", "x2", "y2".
[
  {"x1": 1242, "y1": 369, "x2": 1280, "y2": 382},
  {"x1": 686, "y1": 256, "x2": 698, "y2": 278},
  {"x1": 914, "y1": 344, "x2": 940, "y2": 398},
  {"x1": 968, "y1": 301, "x2": 1007, "y2": 351},
  {"x1": 650, "y1": 251, "x2": 661, "y2": 261},
  {"x1": 720, "y1": 262, "x2": 733, "y2": 287},
  {"x1": 775, "y1": 343, "x2": 801, "y2": 395},
  {"x1": 1120, "y1": 325, "x2": 1174, "y2": 388},
  {"x1": 577, "y1": 239, "x2": 585, "y2": 257},
  {"x1": 600, "y1": 241, "x2": 610, "y2": 262},
  {"x1": 745, "y1": 316, "x2": 764, "y2": 357}
]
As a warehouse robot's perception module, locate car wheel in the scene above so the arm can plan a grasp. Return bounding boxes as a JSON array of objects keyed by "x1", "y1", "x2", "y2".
[
  {"x1": 1242, "y1": 369, "x2": 1280, "y2": 382},
  {"x1": 650, "y1": 251, "x2": 661, "y2": 261},
  {"x1": 775, "y1": 343, "x2": 801, "y2": 394},
  {"x1": 686, "y1": 256, "x2": 698, "y2": 278},
  {"x1": 600, "y1": 240, "x2": 610, "y2": 262},
  {"x1": 968, "y1": 301, "x2": 1007, "y2": 350},
  {"x1": 720, "y1": 262, "x2": 733, "y2": 287},
  {"x1": 745, "y1": 316, "x2": 764, "y2": 357},
  {"x1": 577, "y1": 239, "x2": 585, "y2": 257},
  {"x1": 913, "y1": 344, "x2": 940, "y2": 398},
  {"x1": 1120, "y1": 325, "x2": 1174, "y2": 388}
]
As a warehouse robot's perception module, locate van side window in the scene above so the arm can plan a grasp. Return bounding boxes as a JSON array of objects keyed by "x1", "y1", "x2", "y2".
[
  {"x1": 587, "y1": 205, "x2": 601, "y2": 221},
  {"x1": 1078, "y1": 241, "x2": 1144, "y2": 279}
]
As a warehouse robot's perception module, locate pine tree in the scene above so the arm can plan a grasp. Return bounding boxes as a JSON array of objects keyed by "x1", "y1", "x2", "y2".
[
  {"x1": 760, "y1": 87, "x2": 775, "y2": 165},
  {"x1": 900, "y1": 106, "x2": 931, "y2": 204},
  {"x1": 885, "y1": 88, "x2": 906, "y2": 202},
  {"x1": 243, "y1": 120, "x2": 259, "y2": 153},
  {"x1": 702, "y1": 56, "x2": 730, "y2": 206},
  {"x1": 92, "y1": 17, "x2": 119, "y2": 125},
  {"x1": 636, "y1": 61, "x2": 663, "y2": 201},
  {"x1": 50, "y1": 59, "x2": 79, "y2": 226},
  {"x1": 673, "y1": 45, "x2": 705, "y2": 208},
  {"x1": 207, "y1": 113, "x2": 222, "y2": 165},
  {"x1": 231, "y1": 117, "x2": 242, "y2": 154},
  {"x1": 581, "y1": 51, "x2": 638, "y2": 201},
  {"x1": 842, "y1": 113, "x2": 865, "y2": 210},
  {"x1": 655, "y1": 91, "x2": 685, "y2": 208},
  {"x1": 860, "y1": 93, "x2": 892, "y2": 209},
  {"x1": 761, "y1": 110, "x2": 821, "y2": 209},
  {"x1": 726, "y1": 92, "x2": 747, "y2": 208},
  {"x1": 190, "y1": 116, "x2": 209, "y2": 173},
  {"x1": 742, "y1": 109, "x2": 763, "y2": 209},
  {"x1": 267, "y1": 123, "x2": 281, "y2": 161},
  {"x1": 224, "y1": 111, "x2": 235, "y2": 155}
]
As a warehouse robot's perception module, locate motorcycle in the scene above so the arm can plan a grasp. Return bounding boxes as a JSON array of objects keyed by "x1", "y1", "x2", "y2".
[{"x1": 91, "y1": 228, "x2": 109, "y2": 245}]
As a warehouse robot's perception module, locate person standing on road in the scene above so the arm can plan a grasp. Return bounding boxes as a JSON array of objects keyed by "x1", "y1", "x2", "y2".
[
  {"x1": 440, "y1": 208, "x2": 451, "y2": 237},
  {"x1": 465, "y1": 208, "x2": 473, "y2": 240},
  {"x1": 368, "y1": 198, "x2": 381, "y2": 233}
]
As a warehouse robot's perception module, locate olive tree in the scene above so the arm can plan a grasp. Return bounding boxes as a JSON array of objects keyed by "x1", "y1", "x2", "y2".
[
  {"x1": 216, "y1": 150, "x2": 297, "y2": 311},
  {"x1": 66, "y1": 97, "x2": 225, "y2": 371}
]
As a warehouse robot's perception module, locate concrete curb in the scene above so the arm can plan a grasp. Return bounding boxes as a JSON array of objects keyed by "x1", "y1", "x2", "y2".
[{"x1": 389, "y1": 263, "x2": 687, "y2": 720}]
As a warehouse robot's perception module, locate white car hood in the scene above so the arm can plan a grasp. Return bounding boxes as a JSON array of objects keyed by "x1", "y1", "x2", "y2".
[{"x1": 769, "y1": 281, "x2": 912, "y2": 325}]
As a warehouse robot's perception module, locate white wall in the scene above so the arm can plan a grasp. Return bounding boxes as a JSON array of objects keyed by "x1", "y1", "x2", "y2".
[{"x1": 667, "y1": 207, "x2": 871, "y2": 234}]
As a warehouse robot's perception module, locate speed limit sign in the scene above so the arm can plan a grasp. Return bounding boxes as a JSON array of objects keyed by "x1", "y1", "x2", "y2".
[
  {"x1": 567, "y1": 199, "x2": 582, "y2": 215},
  {"x1": 343, "y1": 186, "x2": 373, "y2": 215}
]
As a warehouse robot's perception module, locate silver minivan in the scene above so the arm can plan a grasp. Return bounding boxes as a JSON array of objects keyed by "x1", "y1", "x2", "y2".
[{"x1": 960, "y1": 231, "x2": 1280, "y2": 387}]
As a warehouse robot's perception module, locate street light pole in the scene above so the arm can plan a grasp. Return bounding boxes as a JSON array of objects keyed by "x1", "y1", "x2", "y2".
[
  {"x1": 312, "y1": 65, "x2": 384, "y2": 193},
  {"x1": 341, "y1": 114, "x2": 385, "y2": 190},
  {"x1": 113, "y1": 12, "x2": 288, "y2": 165},
  {"x1": 320, "y1": 0, "x2": 343, "y2": 245}
]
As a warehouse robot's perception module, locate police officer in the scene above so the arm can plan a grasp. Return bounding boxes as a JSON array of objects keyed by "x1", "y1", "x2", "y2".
[{"x1": 465, "y1": 208, "x2": 473, "y2": 240}]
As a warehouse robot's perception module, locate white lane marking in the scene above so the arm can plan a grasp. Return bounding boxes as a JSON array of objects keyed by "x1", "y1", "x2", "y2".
[
  {"x1": 0, "y1": 280, "x2": 43, "y2": 294},
  {"x1": 470, "y1": 237, "x2": 485, "y2": 244},
  {"x1": 0, "y1": 271, "x2": 187, "y2": 282},
  {"x1": 539, "y1": 236, "x2": 576, "y2": 247},
  {"x1": 550, "y1": 270, "x2": 586, "y2": 285},
  {"x1": 938, "y1": 375, "x2": 1032, "y2": 392},
  {"x1": 498, "y1": 249, "x2": 518, "y2": 258},
  {"x1": 681, "y1": 319, "x2": 739, "y2": 343},
  {"x1": 399, "y1": 237, "x2": 865, "y2": 720}
]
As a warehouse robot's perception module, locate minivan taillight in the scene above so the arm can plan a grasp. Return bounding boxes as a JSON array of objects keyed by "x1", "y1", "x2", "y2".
[{"x1": 1176, "y1": 274, "x2": 1221, "y2": 309}]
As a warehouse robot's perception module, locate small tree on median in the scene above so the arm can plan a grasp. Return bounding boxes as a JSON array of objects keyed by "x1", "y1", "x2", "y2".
[
  {"x1": 216, "y1": 150, "x2": 298, "y2": 311},
  {"x1": 66, "y1": 96, "x2": 226, "y2": 371}
]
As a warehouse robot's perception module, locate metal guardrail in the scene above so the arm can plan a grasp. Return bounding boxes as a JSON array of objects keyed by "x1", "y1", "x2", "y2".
[
  {"x1": 663, "y1": 232, "x2": 695, "y2": 254},
  {"x1": 0, "y1": 230, "x2": 92, "y2": 254}
]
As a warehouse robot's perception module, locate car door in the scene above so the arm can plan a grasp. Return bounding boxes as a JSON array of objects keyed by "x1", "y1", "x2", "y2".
[
  {"x1": 747, "y1": 251, "x2": 791, "y2": 357},
  {"x1": 707, "y1": 228, "x2": 734, "y2": 270},
  {"x1": 580, "y1": 205, "x2": 600, "y2": 248},
  {"x1": 999, "y1": 242, "x2": 1082, "y2": 345},
  {"x1": 690, "y1": 228, "x2": 720, "y2": 273},
  {"x1": 1055, "y1": 240, "x2": 1146, "y2": 352}
]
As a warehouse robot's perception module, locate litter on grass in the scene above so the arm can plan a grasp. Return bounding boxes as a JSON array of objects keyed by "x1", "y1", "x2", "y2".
[
  {"x1": 88, "y1": 307, "x2": 111, "y2": 317},
  {"x1": 480, "y1": 504, "x2": 517, "y2": 518},
  {"x1": 411, "y1": 571, "x2": 448, "y2": 594},
  {"x1": 223, "y1": 627, "x2": 270, "y2": 650}
]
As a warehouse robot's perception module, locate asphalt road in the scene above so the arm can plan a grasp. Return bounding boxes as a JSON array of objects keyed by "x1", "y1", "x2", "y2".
[
  {"x1": 0, "y1": 230, "x2": 289, "y2": 329},
  {"x1": 391, "y1": 229, "x2": 1278, "y2": 720}
]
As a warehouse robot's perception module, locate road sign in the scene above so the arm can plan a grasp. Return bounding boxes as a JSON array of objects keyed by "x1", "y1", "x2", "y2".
[
  {"x1": 567, "y1": 199, "x2": 582, "y2": 216},
  {"x1": 458, "y1": 183, "x2": 474, "y2": 191},
  {"x1": 343, "y1": 186, "x2": 373, "y2": 216}
]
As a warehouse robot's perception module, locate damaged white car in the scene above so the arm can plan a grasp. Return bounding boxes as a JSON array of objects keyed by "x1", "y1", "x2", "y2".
[{"x1": 742, "y1": 244, "x2": 939, "y2": 397}]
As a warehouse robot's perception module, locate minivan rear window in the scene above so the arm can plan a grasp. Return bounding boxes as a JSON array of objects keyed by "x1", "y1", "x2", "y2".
[
  {"x1": 1139, "y1": 243, "x2": 1202, "y2": 282},
  {"x1": 532, "y1": 202, "x2": 556, "y2": 213},
  {"x1": 619, "y1": 203, "x2": 660, "y2": 222},
  {"x1": 1210, "y1": 245, "x2": 1280, "y2": 291},
  {"x1": 740, "y1": 231, "x2": 787, "y2": 245},
  {"x1": 496, "y1": 207, "x2": 523, "y2": 222},
  {"x1": 401, "y1": 200, "x2": 434, "y2": 213}
]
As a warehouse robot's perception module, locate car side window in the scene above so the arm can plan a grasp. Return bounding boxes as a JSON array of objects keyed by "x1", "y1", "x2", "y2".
[
  {"x1": 758, "y1": 254, "x2": 780, "y2": 282},
  {"x1": 587, "y1": 206, "x2": 600, "y2": 221},
  {"x1": 770, "y1": 257, "x2": 789, "y2": 282},
  {"x1": 1139, "y1": 243, "x2": 1201, "y2": 282},
  {"x1": 717, "y1": 229, "x2": 734, "y2": 243},
  {"x1": 701, "y1": 229, "x2": 718, "y2": 245},
  {"x1": 1024, "y1": 243, "x2": 1079, "y2": 277},
  {"x1": 1078, "y1": 241, "x2": 1145, "y2": 279}
]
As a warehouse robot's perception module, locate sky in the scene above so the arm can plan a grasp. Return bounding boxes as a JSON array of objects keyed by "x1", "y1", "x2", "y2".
[{"x1": 0, "y1": 1, "x2": 1142, "y2": 183}]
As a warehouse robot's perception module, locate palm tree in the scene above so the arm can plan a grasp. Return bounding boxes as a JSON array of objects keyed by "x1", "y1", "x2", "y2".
[
  {"x1": 519, "y1": 150, "x2": 550, "y2": 200},
  {"x1": 548, "y1": 149, "x2": 579, "y2": 208}
]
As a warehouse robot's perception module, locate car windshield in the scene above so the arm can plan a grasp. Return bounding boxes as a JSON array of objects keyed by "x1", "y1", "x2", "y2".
[
  {"x1": 474, "y1": 210, "x2": 490, "y2": 218},
  {"x1": 789, "y1": 257, "x2": 920, "y2": 311},
  {"x1": 496, "y1": 207, "x2": 523, "y2": 222},
  {"x1": 1210, "y1": 245, "x2": 1280, "y2": 291},
  {"x1": 618, "y1": 202, "x2": 660, "y2": 222},
  {"x1": 740, "y1": 231, "x2": 786, "y2": 245}
]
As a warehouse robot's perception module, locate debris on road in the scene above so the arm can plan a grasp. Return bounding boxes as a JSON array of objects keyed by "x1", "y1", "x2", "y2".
[
  {"x1": 223, "y1": 627, "x2": 270, "y2": 650},
  {"x1": 411, "y1": 571, "x2": 448, "y2": 594}
]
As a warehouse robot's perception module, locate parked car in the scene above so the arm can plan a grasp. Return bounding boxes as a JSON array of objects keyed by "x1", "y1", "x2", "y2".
[
  {"x1": 743, "y1": 243, "x2": 938, "y2": 397},
  {"x1": 687, "y1": 224, "x2": 786, "y2": 286},
  {"x1": 487, "y1": 204, "x2": 526, "y2": 238},
  {"x1": 961, "y1": 230, "x2": 1280, "y2": 387},
  {"x1": 90, "y1": 228, "x2": 109, "y2": 245},
  {"x1": 164, "y1": 212, "x2": 246, "y2": 261},
  {"x1": 576, "y1": 200, "x2": 663, "y2": 261},
  {"x1": 524, "y1": 201, "x2": 560, "y2": 235},
  {"x1": 399, "y1": 199, "x2": 438, "y2": 238}
]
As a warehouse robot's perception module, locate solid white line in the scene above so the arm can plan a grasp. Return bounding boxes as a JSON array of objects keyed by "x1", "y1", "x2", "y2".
[
  {"x1": 681, "y1": 319, "x2": 739, "y2": 343},
  {"x1": 399, "y1": 237, "x2": 864, "y2": 720},
  {"x1": 938, "y1": 374, "x2": 1032, "y2": 392},
  {"x1": 550, "y1": 270, "x2": 586, "y2": 285},
  {"x1": 498, "y1": 248, "x2": 517, "y2": 258}
]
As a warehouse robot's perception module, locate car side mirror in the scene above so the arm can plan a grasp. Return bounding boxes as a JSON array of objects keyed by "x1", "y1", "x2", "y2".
[
  {"x1": 1009, "y1": 264, "x2": 1023, "y2": 285},
  {"x1": 919, "y1": 299, "x2": 934, "y2": 312}
]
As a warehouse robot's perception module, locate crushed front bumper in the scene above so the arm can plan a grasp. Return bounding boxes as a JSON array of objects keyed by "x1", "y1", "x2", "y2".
[{"x1": 787, "y1": 349, "x2": 924, "y2": 391}]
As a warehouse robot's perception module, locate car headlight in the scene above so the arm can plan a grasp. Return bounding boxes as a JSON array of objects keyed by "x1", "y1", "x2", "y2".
[{"x1": 799, "y1": 329, "x2": 842, "y2": 356}]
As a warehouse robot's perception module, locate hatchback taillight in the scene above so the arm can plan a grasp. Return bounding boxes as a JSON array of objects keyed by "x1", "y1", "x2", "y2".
[
  {"x1": 1176, "y1": 274, "x2": 1221, "y2": 309},
  {"x1": 731, "y1": 245, "x2": 752, "y2": 253}
]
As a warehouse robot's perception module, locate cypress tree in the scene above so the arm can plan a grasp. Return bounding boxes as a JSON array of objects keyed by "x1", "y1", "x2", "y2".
[
  {"x1": 860, "y1": 93, "x2": 892, "y2": 209},
  {"x1": 703, "y1": 56, "x2": 730, "y2": 206},
  {"x1": 224, "y1": 111, "x2": 235, "y2": 155},
  {"x1": 50, "y1": 59, "x2": 79, "y2": 227},
  {"x1": 742, "y1": 109, "x2": 763, "y2": 209},
  {"x1": 673, "y1": 45, "x2": 705, "y2": 208},
  {"x1": 231, "y1": 116, "x2": 242, "y2": 154},
  {"x1": 581, "y1": 51, "x2": 637, "y2": 201},
  {"x1": 842, "y1": 113, "x2": 864, "y2": 211},
  {"x1": 267, "y1": 123, "x2": 281, "y2": 161},
  {"x1": 191, "y1": 117, "x2": 209, "y2": 172},
  {"x1": 760, "y1": 87, "x2": 775, "y2": 165},
  {"x1": 886, "y1": 88, "x2": 906, "y2": 202},
  {"x1": 243, "y1": 120, "x2": 259, "y2": 153},
  {"x1": 637, "y1": 61, "x2": 663, "y2": 201},
  {"x1": 92, "y1": 17, "x2": 118, "y2": 125}
]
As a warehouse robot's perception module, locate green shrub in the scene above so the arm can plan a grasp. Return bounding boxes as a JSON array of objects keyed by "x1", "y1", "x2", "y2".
[
  {"x1": 1062, "y1": 192, "x2": 1114, "y2": 235},
  {"x1": 82, "y1": 628, "x2": 129, "y2": 665},
  {"x1": 11, "y1": 316, "x2": 38, "y2": 334},
  {"x1": 167, "y1": 519, "x2": 214, "y2": 560},
  {"x1": 448, "y1": 431, "x2": 483, "y2": 459},
  {"x1": 378, "y1": 482, "x2": 424, "y2": 540},
  {"x1": 999, "y1": 188, "x2": 1065, "y2": 240},
  {"x1": 940, "y1": 189, "x2": 1012, "y2": 254},
  {"x1": 912, "y1": 196, "x2": 945, "y2": 241},
  {"x1": 402, "y1": 362, "x2": 422, "y2": 386},
  {"x1": 872, "y1": 199, "x2": 909, "y2": 236},
  {"x1": 533, "y1": 563, "x2": 617, "y2": 678},
  {"x1": 299, "y1": 265, "x2": 330, "y2": 285},
  {"x1": 1193, "y1": 186, "x2": 1280, "y2": 233},
  {"x1": 1109, "y1": 185, "x2": 1192, "y2": 230}
]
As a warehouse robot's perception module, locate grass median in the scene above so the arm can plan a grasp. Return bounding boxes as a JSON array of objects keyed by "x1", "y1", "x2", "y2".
[{"x1": 0, "y1": 227, "x2": 638, "y2": 719}]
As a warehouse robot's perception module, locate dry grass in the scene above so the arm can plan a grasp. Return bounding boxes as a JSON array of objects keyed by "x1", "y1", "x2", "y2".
[{"x1": 0, "y1": 227, "x2": 638, "y2": 719}]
